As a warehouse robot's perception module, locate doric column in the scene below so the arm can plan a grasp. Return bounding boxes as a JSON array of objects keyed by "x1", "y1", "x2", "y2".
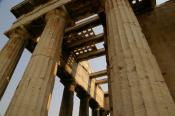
[
  {"x1": 59, "y1": 83, "x2": 75, "y2": 116},
  {"x1": 79, "y1": 93, "x2": 90, "y2": 116},
  {"x1": 0, "y1": 27, "x2": 30, "y2": 99},
  {"x1": 105, "y1": 0, "x2": 175, "y2": 116},
  {"x1": 5, "y1": 9, "x2": 66, "y2": 116},
  {"x1": 99, "y1": 109, "x2": 107, "y2": 116},
  {"x1": 92, "y1": 108, "x2": 100, "y2": 116}
]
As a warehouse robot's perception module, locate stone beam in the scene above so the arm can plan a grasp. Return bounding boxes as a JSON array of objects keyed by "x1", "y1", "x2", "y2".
[
  {"x1": 26, "y1": 0, "x2": 47, "y2": 5},
  {"x1": 65, "y1": 15, "x2": 100, "y2": 33},
  {"x1": 64, "y1": 61, "x2": 104, "y2": 107},
  {"x1": 77, "y1": 48, "x2": 105, "y2": 61},
  {"x1": 90, "y1": 69, "x2": 107, "y2": 79},
  {"x1": 95, "y1": 78, "x2": 108, "y2": 85},
  {"x1": 5, "y1": 0, "x2": 71, "y2": 35},
  {"x1": 67, "y1": 33, "x2": 104, "y2": 49}
]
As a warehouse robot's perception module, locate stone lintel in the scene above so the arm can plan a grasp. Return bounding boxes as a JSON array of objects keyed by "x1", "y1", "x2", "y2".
[
  {"x1": 77, "y1": 48, "x2": 106, "y2": 61},
  {"x1": 95, "y1": 78, "x2": 108, "y2": 85},
  {"x1": 90, "y1": 69, "x2": 107, "y2": 79},
  {"x1": 5, "y1": 0, "x2": 71, "y2": 36}
]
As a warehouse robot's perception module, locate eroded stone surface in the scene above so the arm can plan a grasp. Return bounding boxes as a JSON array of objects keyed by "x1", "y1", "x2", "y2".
[
  {"x1": 105, "y1": 0, "x2": 175, "y2": 116},
  {"x1": 5, "y1": 9, "x2": 66, "y2": 116},
  {"x1": 0, "y1": 27, "x2": 30, "y2": 99}
]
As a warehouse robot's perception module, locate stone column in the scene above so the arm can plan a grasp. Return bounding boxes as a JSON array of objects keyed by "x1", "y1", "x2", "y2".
[
  {"x1": 105, "y1": 0, "x2": 175, "y2": 116},
  {"x1": 5, "y1": 9, "x2": 66, "y2": 116},
  {"x1": 92, "y1": 108, "x2": 100, "y2": 116},
  {"x1": 79, "y1": 94, "x2": 89, "y2": 116},
  {"x1": 99, "y1": 109, "x2": 106, "y2": 116},
  {"x1": 0, "y1": 27, "x2": 30, "y2": 99},
  {"x1": 59, "y1": 83, "x2": 75, "y2": 116}
]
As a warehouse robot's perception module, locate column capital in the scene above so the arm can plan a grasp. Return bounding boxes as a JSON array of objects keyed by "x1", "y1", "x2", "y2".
[
  {"x1": 65, "y1": 82, "x2": 76, "y2": 91},
  {"x1": 6, "y1": 26, "x2": 31, "y2": 40},
  {"x1": 45, "y1": 8, "x2": 68, "y2": 22},
  {"x1": 0, "y1": 26, "x2": 30, "y2": 99},
  {"x1": 77, "y1": 91, "x2": 90, "y2": 100},
  {"x1": 60, "y1": 77, "x2": 77, "y2": 90}
]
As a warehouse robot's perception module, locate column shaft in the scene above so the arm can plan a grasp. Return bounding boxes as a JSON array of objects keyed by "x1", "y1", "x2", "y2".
[
  {"x1": 5, "y1": 9, "x2": 66, "y2": 116},
  {"x1": 99, "y1": 109, "x2": 106, "y2": 116},
  {"x1": 105, "y1": 0, "x2": 175, "y2": 116},
  {"x1": 59, "y1": 84, "x2": 75, "y2": 116},
  {"x1": 79, "y1": 95, "x2": 89, "y2": 116},
  {"x1": 0, "y1": 27, "x2": 29, "y2": 99},
  {"x1": 92, "y1": 108, "x2": 100, "y2": 116}
]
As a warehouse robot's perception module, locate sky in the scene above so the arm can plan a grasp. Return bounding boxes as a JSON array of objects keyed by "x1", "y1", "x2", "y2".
[{"x1": 0, "y1": 0, "x2": 169, "y2": 116}]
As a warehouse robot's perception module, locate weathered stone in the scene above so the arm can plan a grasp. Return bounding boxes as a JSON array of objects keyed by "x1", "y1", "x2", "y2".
[
  {"x1": 105, "y1": 0, "x2": 175, "y2": 116},
  {"x1": 5, "y1": 9, "x2": 66, "y2": 116},
  {"x1": 0, "y1": 27, "x2": 30, "y2": 99},
  {"x1": 138, "y1": 1, "x2": 175, "y2": 101}
]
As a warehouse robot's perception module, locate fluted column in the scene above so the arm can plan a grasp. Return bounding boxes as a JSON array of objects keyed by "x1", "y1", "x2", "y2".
[
  {"x1": 105, "y1": 0, "x2": 175, "y2": 116},
  {"x1": 5, "y1": 9, "x2": 66, "y2": 116},
  {"x1": 59, "y1": 83, "x2": 75, "y2": 116},
  {"x1": 79, "y1": 94, "x2": 89, "y2": 116},
  {"x1": 0, "y1": 27, "x2": 30, "y2": 99}
]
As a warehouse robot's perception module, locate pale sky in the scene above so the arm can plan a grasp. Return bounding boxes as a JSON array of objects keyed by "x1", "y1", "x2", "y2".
[{"x1": 0, "y1": 0, "x2": 169, "y2": 116}]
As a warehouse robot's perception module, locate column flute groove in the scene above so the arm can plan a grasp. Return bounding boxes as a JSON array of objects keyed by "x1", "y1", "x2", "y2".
[
  {"x1": 0, "y1": 27, "x2": 30, "y2": 99},
  {"x1": 105, "y1": 0, "x2": 175, "y2": 116}
]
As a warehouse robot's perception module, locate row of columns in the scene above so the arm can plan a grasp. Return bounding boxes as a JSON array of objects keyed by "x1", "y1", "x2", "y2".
[
  {"x1": 0, "y1": 8, "x2": 106, "y2": 116},
  {"x1": 1, "y1": 0, "x2": 175, "y2": 116},
  {"x1": 59, "y1": 83, "x2": 106, "y2": 116},
  {"x1": 59, "y1": 82, "x2": 107, "y2": 116},
  {"x1": 77, "y1": 91, "x2": 107, "y2": 116}
]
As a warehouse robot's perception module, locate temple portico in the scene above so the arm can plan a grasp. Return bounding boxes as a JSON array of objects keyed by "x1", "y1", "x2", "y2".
[{"x1": 1, "y1": 0, "x2": 175, "y2": 116}]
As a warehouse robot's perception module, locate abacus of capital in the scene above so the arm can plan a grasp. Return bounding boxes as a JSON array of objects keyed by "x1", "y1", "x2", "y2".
[{"x1": 1, "y1": 0, "x2": 175, "y2": 116}]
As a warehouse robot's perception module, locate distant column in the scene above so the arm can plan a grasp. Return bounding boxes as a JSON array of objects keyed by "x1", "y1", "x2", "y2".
[
  {"x1": 0, "y1": 27, "x2": 30, "y2": 99},
  {"x1": 5, "y1": 9, "x2": 66, "y2": 116},
  {"x1": 79, "y1": 94, "x2": 90, "y2": 116},
  {"x1": 99, "y1": 109, "x2": 106, "y2": 116},
  {"x1": 105, "y1": 0, "x2": 175, "y2": 116},
  {"x1": 59, "y1": 83, "x2": 75, "y2": 116},
  {"x1": 92, "y1": 108, "x2": 100, "y2": 116}
]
